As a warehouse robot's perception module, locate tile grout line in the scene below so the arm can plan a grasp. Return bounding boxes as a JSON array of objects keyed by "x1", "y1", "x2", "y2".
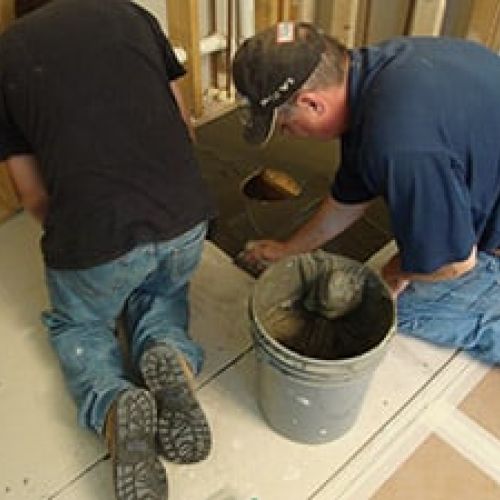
[
  {"x1": 429, "y1": 402, "x2": 500, "y2": 484},
  {"x1": 48, "y1": 455, "x2": 109, "y2": 499},
  {"x1": 309, "y1": 353, "x2": 489, "y2": 500},
  {"x1": 198, "y1": 345, "x2": 254, "y2": 391}
]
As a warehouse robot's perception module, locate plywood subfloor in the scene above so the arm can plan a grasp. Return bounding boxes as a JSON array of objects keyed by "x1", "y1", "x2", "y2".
[{"x1": 196, "y1": 111, "x2": 393, "y2": 263}]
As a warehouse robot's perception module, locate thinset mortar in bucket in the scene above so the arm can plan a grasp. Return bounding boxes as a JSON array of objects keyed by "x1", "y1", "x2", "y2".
[{"x1": 249, "y1": 250, "x2": 395, "y2": 444}]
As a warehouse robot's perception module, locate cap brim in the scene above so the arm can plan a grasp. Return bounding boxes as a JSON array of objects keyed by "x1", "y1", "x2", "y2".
[{"x1": 243, "y1": 107, "x2": 278, "y2": 147}]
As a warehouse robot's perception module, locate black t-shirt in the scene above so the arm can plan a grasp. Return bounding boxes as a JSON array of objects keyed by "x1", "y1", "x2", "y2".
[
  {"x1": 332, "y1": 38, "x2": 500, "y2": 273},
  {"x1": 0, "y1": 0, "x2": 216, "y2": 269}
]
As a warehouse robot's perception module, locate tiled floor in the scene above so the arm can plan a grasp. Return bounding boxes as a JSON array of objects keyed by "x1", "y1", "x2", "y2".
[{"x1": 1, "y1": 213, "x2": 499, "y2": 500}]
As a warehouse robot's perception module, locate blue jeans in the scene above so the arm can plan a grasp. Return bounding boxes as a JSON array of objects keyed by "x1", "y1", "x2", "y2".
[
  {"x1": 42, "y1": 222, "x2": 207, "y2": 434},
  {"x1": 397, "y1": 252, "x2": 500, "y2": 364}
]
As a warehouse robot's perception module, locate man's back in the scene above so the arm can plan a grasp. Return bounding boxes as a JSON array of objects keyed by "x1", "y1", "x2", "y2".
[
  {"x1": 0, "y1": 0, "x2": 214, "y2": 269},
  {"x1": 335, "y1": 37, "x2": 500, "y2": 272}
]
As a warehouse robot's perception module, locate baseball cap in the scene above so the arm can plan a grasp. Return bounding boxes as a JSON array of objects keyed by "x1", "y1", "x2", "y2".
[{"x1": 232, "y1": 22, "x2": 326, "y2": 146}]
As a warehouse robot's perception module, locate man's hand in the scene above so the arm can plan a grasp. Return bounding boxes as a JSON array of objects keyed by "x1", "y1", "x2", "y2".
[
  {"x1": 382, "y1": 274, "x2": 410, "y2": 299},
  {"x1": 243, "y1": 239, "x2": 293, "y2": 262},
  {"x1": 234, "y1": 240, "x2": 293, "y2": 276},
  {"x1": 381, "y1": 254, "x2": 410, "y2": 298}
]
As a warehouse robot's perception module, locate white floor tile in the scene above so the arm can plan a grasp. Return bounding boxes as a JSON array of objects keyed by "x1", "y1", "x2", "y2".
[
  {"x1": 0, "y1": 214, "x2": 104, "y2": 500},
  {"x1": 161, "y1": 338, "x2": 454, "y2": 500},
  {"x1": 189, "y1": 243, "x2": 254, "y2": 385}
]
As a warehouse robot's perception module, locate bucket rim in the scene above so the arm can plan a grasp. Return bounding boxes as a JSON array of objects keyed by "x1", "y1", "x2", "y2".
[
  {"x1": 249, "y1": 252, "x2": 397, "y2": 368},
  {"x1": 249, "y1": 293, "x2": 396, "y2": 368}
]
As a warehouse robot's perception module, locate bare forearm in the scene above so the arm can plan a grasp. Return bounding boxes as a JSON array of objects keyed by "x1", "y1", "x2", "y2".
[
  {"x1": 24, "y1": 196, "x2": 48, "y2": 224},
  {"x1": 6, "y1": 155, "x2": 48, "y2": 224},
  {"x1": 284, "y1": 195, "x2": 370, "y2": 254},
  {"x1": 238, "y1": 196, "x2": 370, "y2": 266},
  {"x1": 170, "y1": 80, "x2": 196, "y2": 142}
]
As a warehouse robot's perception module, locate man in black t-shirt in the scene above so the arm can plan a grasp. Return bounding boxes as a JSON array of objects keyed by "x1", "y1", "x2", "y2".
[{"x1": 1, "y1": 1, "x2": 216, "y2": 498}]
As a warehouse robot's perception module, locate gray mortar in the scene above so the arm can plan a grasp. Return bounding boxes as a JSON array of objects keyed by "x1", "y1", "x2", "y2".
[{"x1": 254, "y1": 251, "x2": 394, "y2": 360}]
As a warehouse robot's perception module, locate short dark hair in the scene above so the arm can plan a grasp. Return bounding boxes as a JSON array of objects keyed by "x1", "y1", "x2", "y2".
[{"x1": 15, "y1": 0, "x2": 52, "y2": 18}]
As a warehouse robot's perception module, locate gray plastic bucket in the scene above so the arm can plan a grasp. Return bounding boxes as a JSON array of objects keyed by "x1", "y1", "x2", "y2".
[{"x1": 249, "y1": 251, "x2": 395, "y2": 444}]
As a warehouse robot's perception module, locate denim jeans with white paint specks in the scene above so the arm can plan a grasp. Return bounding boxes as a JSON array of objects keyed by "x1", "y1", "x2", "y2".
[
  {"x1": 42, "y1": 222, "x2": 207, "y2": 434},
  {"x1": 397, "y1": 252, "x2": 500, "y2": 364}
]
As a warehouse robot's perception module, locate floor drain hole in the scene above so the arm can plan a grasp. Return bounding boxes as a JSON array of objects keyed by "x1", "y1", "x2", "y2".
[{"x1": 242, "y1": 168, "x2": 302, "y2": 201}]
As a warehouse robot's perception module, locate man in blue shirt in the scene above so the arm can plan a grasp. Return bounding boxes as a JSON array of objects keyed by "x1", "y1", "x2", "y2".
[{"x1": 233, "y1": 22, "x2": 500, "y2": 364}]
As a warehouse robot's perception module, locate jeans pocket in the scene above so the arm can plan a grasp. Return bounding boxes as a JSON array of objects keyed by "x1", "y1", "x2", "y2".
[{"x1": 171, "y1": 222, "x2": 207, "y2": 282}]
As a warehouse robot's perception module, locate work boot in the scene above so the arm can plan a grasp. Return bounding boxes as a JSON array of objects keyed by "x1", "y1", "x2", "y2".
[
  {"x1": 139, "y1": 343, "x2": 212, "y2": 464},
  {"x1": 105, "y1": 388, "x2": 168, "y2": 500}
]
